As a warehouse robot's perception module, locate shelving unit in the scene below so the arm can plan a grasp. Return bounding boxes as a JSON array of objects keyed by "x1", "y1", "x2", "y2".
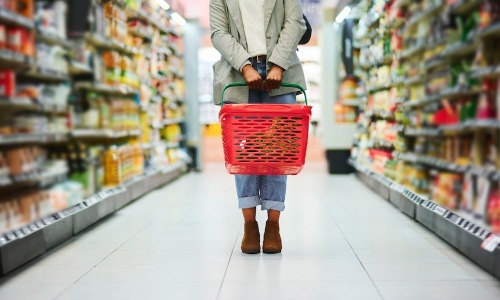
[
  {"x1": 0, "y1": 7, "x2": 34, "y2": 29},
  {"x1": 349, "y1": 0, "x2": 500, "y2": 278},
  {"x1": 0, "y1": 0, "x2": 188, "y2": 275}
]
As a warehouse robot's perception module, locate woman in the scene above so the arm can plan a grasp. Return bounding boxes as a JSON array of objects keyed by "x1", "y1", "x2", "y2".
[{"x1": 210, "y1": 0, "x2": 307, "y2": 254}]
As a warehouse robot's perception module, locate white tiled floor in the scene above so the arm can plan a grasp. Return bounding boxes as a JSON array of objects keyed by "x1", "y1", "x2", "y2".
[{"x1": 1, "y1": 162, "x2": 500, "y2": 300}]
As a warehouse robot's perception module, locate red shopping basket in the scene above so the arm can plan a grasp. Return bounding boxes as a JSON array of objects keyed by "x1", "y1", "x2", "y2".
[{"x1": 219, "y1": 82, "x2": 312, "y2": 175}]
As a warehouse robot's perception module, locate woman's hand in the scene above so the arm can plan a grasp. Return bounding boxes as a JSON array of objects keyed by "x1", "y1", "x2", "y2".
[
  {"x1": 242, "y1": 65, "x2": 264, "y2": 90},
  {"x1": 265, "y1": 65, "x2": 284, "y2": 91}
]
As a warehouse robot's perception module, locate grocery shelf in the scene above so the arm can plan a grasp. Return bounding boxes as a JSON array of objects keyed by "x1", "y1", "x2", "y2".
[
  {"x1": 21, "y1": 67, "x2": 71, "y2": 82},
  {"x1": 341, "y1": 98, "x2": 365, "y2": 107},
  {"x1": 165, "y1": 142, "x2": 180, "y2": 148},
  {"x1": 471, "y1": 65, "x2": 500, "y2": 79},
  {"x1": 369, "y1": 138, "x2": 394, "y2": 149},
  {"x1": 396, "y1": 149, "x2": 500, "y2": 180},
  {"x1": 401, "y1": 43, "x2": 426, "y2": 59},
  {"x1": 128, "y1": 27, "x2": 151, "y2": 39},
  {"x1": 440, "y1": 86, "x2": 483, "y2": 100},
  {"x1": 0, "y1": 49, "x2": 33, "y2": 71},
  {"x1": 478, "y1": 22, "x2": 500, "y2": 38},
  {"x1": 0, "y1": 161, "x2": 187, "y2": 275},
  {"x1": 451, "y1": 0, "x2": 482, "y2": 14},
  {"x1": 43, "y1": 133, "x2": 70, "y2": 143},
  {"x1": 37, "y1": 168, "x2": 69, "y2": 188},
  {"x1": 349, "y1": 159, "x2": 500, "y2": 279},
  {"x1": 0, "y1": 97, "x2": 40, "y2": 111},
  {"x1": 0, "y1": 8, "x2": 35, "y2": 29},
  {"x1": 142, "y1": 141, "x2": 163, "y2": 150},
  {"x1": 404, "y1": 75, "x2": 426, "y2": 86},
  {"x1": 395, "y1": 152, "x2": 469, "y2": 173},
  {"x1": 351, "y1": 0, "x2": 500, "y2": 280},
  {"x1": 365, "y1": 110, "x2": 395, "y2": 120},
  {"x1": 367, "y1": 79, "x2": 403, "y2": 94},
  {"x1": 0, "y1": 133, "x2": 68, "y2": 146},
  {"x1": 85, "y1": 33, "x2": 142, "y2": 55},
  {"x1": 0, "y1": 166, "x2": 68, "y2": 190},
  {"x1": 128, "y1": 129, "x2": 141, "y2": 136},
  {"x1": 387, "y1": 18, "x2": 405, "y2": 30},
  {"x1": 439, "y1": 123, "x2": 470, "y2": 134},
  {"x1": 424, "y1": 58, "x2": 447, "y2": 71},
  {"x1": 115, "y1": 0, "x2": 172, "y2": 36},
  {"x1": 162, "y1": 118, "x2": 185, "y2": 125},
  {"x1": 402, "y1": 87, "x2": 482, "y2": 108},
  {"x1": 41, "y1": 103, "x2": 68, "y2": 113},
  {"x1": 68, "y1": 61, "x2": 93, "y2": 76},
  {"x1": 441, "y1": 41, "x2": 478, "y2": 59},
  {"x1": 393, "y1": 0, "x2": 411, "y2": 9},
  {"x1": 71, "y1": 129, "x2": 140, "y2": 140},
  {"x1": 406, "y1": 121, "x2": 500, "y2": 137},
  {"x1": 426, "y1": 38, "x2": 447, "y2": 51},
  {"x1": 75, "y1": 82, "x2": 140, "y2": 96},
  {"x1": 0, "y1": 0, "x2": 187, "y2": 277},
  {"x1": 36, "y1": 30, "x2": 73, "y2": 48},
  {"x1": 404, "y1": 1, "x2": 444, "y2": 30},
  {"x1": 150, "y1": 122, "x2": 164, "y2": 129},
  {"x1": 364, "y1": 9, "x2": 380, "y2": 29},
  {"x1": 404, "y1": 127, "x2": 441, "y2": 137}
]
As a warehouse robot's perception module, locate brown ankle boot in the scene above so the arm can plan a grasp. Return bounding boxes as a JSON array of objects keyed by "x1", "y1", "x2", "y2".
[
  {"x1": 263, "y1": 220, "x2": 282, "y2": 254},
  {"x1": 241, "y1": 220, "x2": 260, "y2": 254}
]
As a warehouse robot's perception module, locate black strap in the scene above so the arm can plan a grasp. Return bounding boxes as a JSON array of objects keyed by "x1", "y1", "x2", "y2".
[{"x1": 299, "y1": 14, "x2": 312, "y2": 45}]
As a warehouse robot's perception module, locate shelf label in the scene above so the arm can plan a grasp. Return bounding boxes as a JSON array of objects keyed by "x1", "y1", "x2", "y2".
[
  {"x1": 43, "y1": 217, "x2": 54, "y2": 225},
  {"x1": 28, "y1": 224, "x2": 38, "y2": 232},
  {"x1": 448, "y1": 213, "x2": 462, "y2": 225},
  {"x1": 466, "y1": 223, "x2": 476, "y2": 233},
  {"x1": 478, "y1": 229, "x2": 490, "y2": 239},
  {"x1": 5, "y1": 232, "x2": 16, "y2": 241},
  {"x1": 481, "y1": 234, "x2": 500, "y2": 252},
  {"x1": 114, "y1": 186, "x2": 126, "y2": 193},
  {"x1": 21, "y1": 227, "x2": 32, "y2": 235},
  {"x1": 85, "y1": 196, "x2": 99, "y2": 206},
  {"x1": 392, "y1": 183, "x2": 406, "y2": 193},
  {"x1": 433, "y1": 205, "x2": 447, "y2": 216}
]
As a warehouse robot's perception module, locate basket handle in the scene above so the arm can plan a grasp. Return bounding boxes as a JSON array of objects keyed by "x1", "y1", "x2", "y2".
[{"x1": 221, "y1": 82, "x2": 308, "y2": 106}]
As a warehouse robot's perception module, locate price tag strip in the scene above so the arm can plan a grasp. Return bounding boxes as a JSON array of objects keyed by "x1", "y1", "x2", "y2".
[{"x1": 481, "y1": 234, "x2": 500, "y2": 252}]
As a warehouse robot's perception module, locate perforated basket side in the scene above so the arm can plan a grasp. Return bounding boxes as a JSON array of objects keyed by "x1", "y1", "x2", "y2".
[{"x1": 220, "y1": 106, "x2": 311, "y2": 175}]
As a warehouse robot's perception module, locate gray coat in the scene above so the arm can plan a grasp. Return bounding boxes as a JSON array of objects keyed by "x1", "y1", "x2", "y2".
[{"x1": 210, "y1": 0, "x2": 307, "y2": 104}]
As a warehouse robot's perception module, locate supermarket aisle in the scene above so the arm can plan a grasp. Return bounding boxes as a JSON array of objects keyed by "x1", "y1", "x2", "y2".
[{"x1": 1, "y1": 163, "x2": 500, "y2": 300}]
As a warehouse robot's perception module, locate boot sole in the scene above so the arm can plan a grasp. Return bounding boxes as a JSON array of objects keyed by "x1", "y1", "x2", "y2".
[
  {"x1": 263, "y1": 249, "x2": 281, "y2": 254},
  {"x1": 242, "y1": 249, "x2": 261, "y2": 254}
]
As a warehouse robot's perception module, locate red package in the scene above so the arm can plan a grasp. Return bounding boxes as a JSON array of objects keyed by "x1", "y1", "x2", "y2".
[
  {"x1": 0, "y1": 25, "x2": 6, "y2": 49},
  {"x1": 0, "y1": 71, "x2": 16, "y2": 97},
  {"x1": 7, "y1": 27, "x2": 22, "y2": 53}
]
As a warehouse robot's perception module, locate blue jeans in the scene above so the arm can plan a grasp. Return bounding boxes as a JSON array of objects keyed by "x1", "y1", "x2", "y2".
[{"x1": 235, "y1": 60, "x2": 296, "y2": 212}]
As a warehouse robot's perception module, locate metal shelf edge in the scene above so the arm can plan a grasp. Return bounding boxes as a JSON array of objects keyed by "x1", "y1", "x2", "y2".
[
  {"x1": 349, "y1": 159, "x2": 500, "y2": 279},
  {"x1": 0, "y1": 162, "x2": 187, "y2": 275}
]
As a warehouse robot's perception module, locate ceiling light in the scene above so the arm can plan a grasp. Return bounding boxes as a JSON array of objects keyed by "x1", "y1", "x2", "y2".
[
  {"x1": 335, "y1": 6, "x2": 351, "y2": 23},
  {"x1": 155, "y1": 0, "x2": 170, "y2": 11},
  {"x1": 171, "y1": 12, "x2": 186, "y2": 26}
]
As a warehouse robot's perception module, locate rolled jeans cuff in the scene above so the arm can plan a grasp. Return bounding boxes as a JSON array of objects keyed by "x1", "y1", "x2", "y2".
[
  {"x1": 238, "y1": 196, "x2": 261, "y2": 209},
  {"x1": 261, "y1": 200, "x2": 285, "y2": 212}
]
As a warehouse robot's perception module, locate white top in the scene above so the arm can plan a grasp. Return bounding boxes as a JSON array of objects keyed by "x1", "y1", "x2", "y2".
[{"x1": 238, "y1": 0, "x2": 267, "y2": 57}]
